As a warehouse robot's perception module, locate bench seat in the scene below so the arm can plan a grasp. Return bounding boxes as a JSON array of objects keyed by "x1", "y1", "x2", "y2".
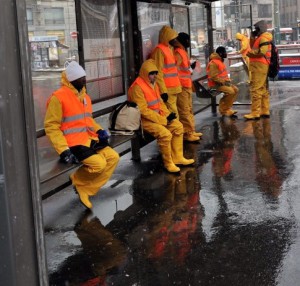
[{"x1": 192, "y1": 74, "x2": 224, "y2": 114}]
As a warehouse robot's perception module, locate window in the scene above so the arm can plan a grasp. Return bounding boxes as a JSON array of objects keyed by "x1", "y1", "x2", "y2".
[
  {"x1": 26, "y1": 8, "x2": 33, "y2": 26},
  {"x1": 137, "y1": 2, "x2": 171, "y2": 61},
  {"x1": 81, "y1": 0, "x2": 124, "y2": 101},
  {"x1": 258, "y1": 4, "x2": 272, "y2": 18},
  {"x1": 44, "y1": 8, "x2": 64, "y2": 25}
]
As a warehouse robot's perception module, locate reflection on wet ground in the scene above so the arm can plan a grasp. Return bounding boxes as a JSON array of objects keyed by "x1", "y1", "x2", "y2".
[{"x1": 44, "y1": 81, "x2": 300, "y2": 285}]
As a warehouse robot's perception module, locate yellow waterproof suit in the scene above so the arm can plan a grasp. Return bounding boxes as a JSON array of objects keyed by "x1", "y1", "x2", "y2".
[
  {"x1": 128, "y1": 59, "x2": 194, "y2": 173},
  {"x1": 235, "y1": 32, "x2": 251, "y2": 81},
  {"x1": 174, "y1": 44, "x2": 201, "y2": 141},
  {"x1": 207, "y1": 52, "x2": 239, "y2": 116},
  {"x1": 245, "y1": 21, "x2": 273, "y2": 119},
  {"x1": 44, "y1": 72, "x2": 119, "y2": 208},
  {"x1": 150, "y1": 26, "x2": 182, "y2": 116}
]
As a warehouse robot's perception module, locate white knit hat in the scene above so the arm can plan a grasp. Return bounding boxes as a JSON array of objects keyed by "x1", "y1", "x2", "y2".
[{"x1": 65, "y1": 61, "x2": 86, "y2": 82}]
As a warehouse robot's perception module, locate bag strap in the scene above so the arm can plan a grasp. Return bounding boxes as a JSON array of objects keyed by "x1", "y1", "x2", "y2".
[
  {"x1": 259, "y1": 41, "x2": 272, "y2": 48},
  {"x1": 110, "y1": 101, "x2": 128, "y2": 130}
]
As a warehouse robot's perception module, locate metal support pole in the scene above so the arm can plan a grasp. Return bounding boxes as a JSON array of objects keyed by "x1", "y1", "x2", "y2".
[
  {"x1": 206, "y1": 3, "x2": 214, "y2": 55},
  {"x1": 250, "y1": 4, "x2": 253, "y2": 28},
  {"x1": 0, "y1": 0, "x2": 48, "y2": 285},
  {"x1": 273, "y1": 0, "x2": 281, "y2": 44}
]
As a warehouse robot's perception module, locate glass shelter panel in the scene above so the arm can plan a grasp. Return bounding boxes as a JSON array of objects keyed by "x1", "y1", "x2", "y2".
[
  {"x1": 188, "y1": 3, "x2": 211, "y2": 110},
  {"x1": 137, "y1": 2, "x2": 171, "y2": 61},
  {"x1": 81, "y1": 0, "x2": 124, "y2": 101},
  {"x1": 172, "y1": 5, "x2": 189, "y2": 34},
  {"x1": 25, "y1": 0, "x2": 78, "y2": 131}
]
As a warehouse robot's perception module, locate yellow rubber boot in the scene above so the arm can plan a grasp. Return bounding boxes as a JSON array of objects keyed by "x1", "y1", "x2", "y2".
[
  {"x1": 171, "y1": 135, "x2": 195, "y2": 166},
  {"x1": 160, "y1": 144, "x2": 180, "y2": 173},
  {"x1": 76, "y1": 189, "x2": 93, "y2": 209},
  {"x1": 184, "y1": 132, "x2": 200, "y2": 142},
  {"x1": 260, "y1": 93, "x2": 270, "y2": 117},
  {"x1": 70, "y1": 173, "x2": 92, "y2": 209},
  {"x1": 244, "y1": 95, "x2": 261, "y2": 120},
  {"x1": 193, "y1": 132, "x2": 203, "y2": 137}
]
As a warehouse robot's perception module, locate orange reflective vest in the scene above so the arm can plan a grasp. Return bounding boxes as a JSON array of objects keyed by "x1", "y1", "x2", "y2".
[
  {"x1": 175, "y1": 48, "x2": 192, "y2": 88},
  {"x1": 157, "y1": 44, "x2": 181, "y2": 88},
  {"x1": 47, "y1": 86, "x2": 98, "y2": 147},
  {"x1": 249, "y1": 35, "x2": 271, "y2": 65},
  {"x1": 206, "y1": 59, "x2": 229, "y2": 87},
  {"x1": 130, "y1": 77, "x2": 164, "y2": 115}
]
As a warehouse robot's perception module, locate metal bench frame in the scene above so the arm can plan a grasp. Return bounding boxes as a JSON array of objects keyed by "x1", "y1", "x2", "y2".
[{"x1": 193, "y1": 74, "x2": 224, "y2": 114}]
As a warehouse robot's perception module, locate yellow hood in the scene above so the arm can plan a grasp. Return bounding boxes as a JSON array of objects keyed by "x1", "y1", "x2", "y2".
[
  {"x1": 159, "y1": 25, "x2": 178, "y2": 45},
  {"x1": 139, "y1": 59, "x2": 158, "y2": 83},
  {"x1": 236, "y1": 32, "x2": 247, "y2": 41},
  {"x1": 209, "y1": 52, "x2": 222, "y2": 61},
  {"x1": 262, "y1": 32, "x2": 273, "y2": 41}
]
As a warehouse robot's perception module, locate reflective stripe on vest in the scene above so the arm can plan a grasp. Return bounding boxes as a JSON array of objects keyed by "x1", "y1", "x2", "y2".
[
  {"x1": 48, "y1": 86, "x2": 98, "y2": 147},
  {"x1": 249, "y1": 35, "x2": 271, "y2": 65},
  {"x1": 62, "y1": 112, "x2": 93, "y2": 123},
  {"x1": 63, "y1": 126, "x2": 95, "y2": 135},
  {"x1": 130, "y1": 77, "x2": 164, "y2": 115},
  {"x1": 206, "y1": 59, "x2": 229, "y2": 87},
  {"x1": 157, "y1": 44, "x2": 181, "y2": 88},
  {"x1": 175, "y1": 48, "x2": 192, "y2": 88}
]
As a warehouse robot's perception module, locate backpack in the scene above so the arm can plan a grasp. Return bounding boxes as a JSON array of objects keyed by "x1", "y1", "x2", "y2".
[
  {"x1": 108, "y1": 101, "x2": 141, "y2": 135},
  {"x1": 259, "y1": 41, "x2": 280, "y2": 80}
]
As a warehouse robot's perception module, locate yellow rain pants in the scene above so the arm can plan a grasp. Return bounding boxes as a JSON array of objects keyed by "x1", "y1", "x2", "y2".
[
  {"x1": 217, "y1": 84, "x2": 239, "y2": 116},
  {"x1": 249, "y1": 64, "x2": 270, "y2": 117},
  {"x1": 177, "y1": 87, "x2": 196, "y2": 135},
  {"x1": 71, "y1": 146, "x2": 119, "y2": 196}
]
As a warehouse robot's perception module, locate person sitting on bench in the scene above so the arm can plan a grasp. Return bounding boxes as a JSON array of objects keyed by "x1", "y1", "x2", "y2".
[
  {"x1": 128, "y1": 59, "x2": 194, "y2": 173},
  {"x1": 206, "y1": 46, "x2": 239, "y2": 118},
  {"x1": 44, "y1": 61, "x2": 119, "y2": 209}
]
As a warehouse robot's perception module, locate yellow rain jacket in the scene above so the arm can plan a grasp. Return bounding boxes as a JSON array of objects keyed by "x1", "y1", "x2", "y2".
[
  {"x1": 206, "y1": 52, "x2": 230, "y2": 86},
  {"x1": 128, "y1": 59, "x2": 170, "y2": 125},
  {"x1": 247, "y1": 31, "x2": 273, "y2": 74},
  {"x1": 174, "y1": 43, "x2": 192, "y2": 89},
  {"x1": 44, "y1": 72, "x2": 101, "y2": 155},
  {"x1": 235, "y1": 33, "x2": 250, "y2": 57},
  {"x1": 150, "y1": 26, "x2": 182, "y2": 95}
]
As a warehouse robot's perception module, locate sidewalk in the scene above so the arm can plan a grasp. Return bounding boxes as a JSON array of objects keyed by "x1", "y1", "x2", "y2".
[{"x1": 43, "y1": 80, "x2": 300, "y2": 286}]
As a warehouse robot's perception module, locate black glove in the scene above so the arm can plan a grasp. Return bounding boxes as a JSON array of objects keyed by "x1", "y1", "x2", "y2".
[
  {"x1": 59, "y1": 149, "x2": 79, "y2": 164},
  {"x1": 97, "y1": 129, "x2": 109, "y2": 142},
  {"x1": 160, "y1": 93, "x2": 169, "y2": 103},
  {"x1": 190, "y1": 61, "x2": 196, "y2": 69},
  {"x1": 167, "y1": 112, "x2": 177, "y2": 123}
]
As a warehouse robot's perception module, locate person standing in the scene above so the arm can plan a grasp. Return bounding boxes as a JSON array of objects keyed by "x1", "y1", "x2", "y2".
[
  {"x1": 150, "y1": 25, "x2": 182, "y2": 117},
  {"x1": 206, "y1": 46, "x2": 239, "y2": 118},
  {"x1": 174, "y1": 32, "x2": 202, "y2": 142},
  {"x1": 44, "y1": 61, "x2": 119, "y2": 209},
  {"x1": 244, "y1": 20, "x2": 273, "y2": 120},
  {"x1": 128, "y1": 59, "x2": 194, "y2": 173},
  {"x1": 235, "y1": 32, "x2": 251, "y2": 82}
]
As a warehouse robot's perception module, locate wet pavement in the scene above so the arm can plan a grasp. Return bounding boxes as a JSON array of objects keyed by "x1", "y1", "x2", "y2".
[{"x1": 43, "y1": 80, "x2": 300, "y2": 286}]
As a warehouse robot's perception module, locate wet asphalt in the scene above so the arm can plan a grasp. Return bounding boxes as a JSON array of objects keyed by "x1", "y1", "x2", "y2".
[{"x1": 43, "y1": 80, "x2": 300, "y2": 286}]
